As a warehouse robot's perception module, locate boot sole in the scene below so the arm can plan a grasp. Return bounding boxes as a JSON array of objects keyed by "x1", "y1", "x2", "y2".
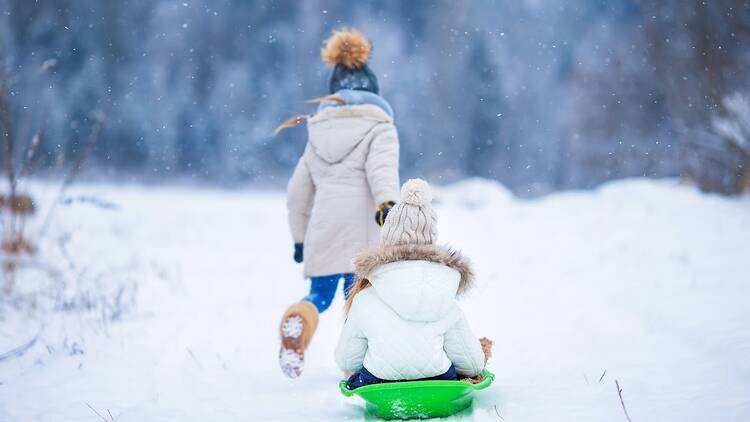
[{"x1": 279, "y1": 314, "x2": 304, "y2": 378}]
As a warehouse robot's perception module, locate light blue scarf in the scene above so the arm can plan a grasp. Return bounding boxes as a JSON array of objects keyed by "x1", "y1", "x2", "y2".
[{"x1": 317, "y1": 89, "x2": 394, "y2": 118}]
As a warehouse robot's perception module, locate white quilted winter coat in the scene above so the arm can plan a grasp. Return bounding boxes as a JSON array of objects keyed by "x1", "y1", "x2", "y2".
[
  {"x1": 335, "y1": 244, "x2": 485, "y2": 380},
  {"x1": 286, "y1": 103, "x2": 399, "y2": 277}
]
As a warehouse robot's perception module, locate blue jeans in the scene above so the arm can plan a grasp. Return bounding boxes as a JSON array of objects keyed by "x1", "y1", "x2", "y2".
[
  {"x1": 347, "y1": 365, "x2": 459, "y2": 389},
  {"x1": 303, "y1": 273, "x2": 355, "y2": 313}
]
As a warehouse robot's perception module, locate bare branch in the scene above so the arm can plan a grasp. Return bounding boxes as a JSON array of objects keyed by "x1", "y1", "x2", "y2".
[{"x1": 598, "y1": 369, "x2": 607, "y2": 383}]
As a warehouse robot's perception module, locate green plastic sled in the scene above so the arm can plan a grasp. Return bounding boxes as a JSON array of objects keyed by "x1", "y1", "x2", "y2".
[{"x1": 339, "y1": 370, "x2": 495, "y2": 420}]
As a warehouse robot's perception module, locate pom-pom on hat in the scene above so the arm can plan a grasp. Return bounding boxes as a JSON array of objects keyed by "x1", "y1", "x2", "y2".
[
  {"x1": 381, "y1": 179, "x2": 438, "y2": 246},
  {"x1": 321, "y1": 28, "x2": 379, "y2": 95},
  {"x1": 321, "y1": 28, "x2": 371, "y2": 68}
]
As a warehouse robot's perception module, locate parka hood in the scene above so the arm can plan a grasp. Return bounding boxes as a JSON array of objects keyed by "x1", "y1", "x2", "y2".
[
  {"x1": 368, "y1": 261, "x2": 459, "y2": 322},
  {"x1": 306, "y1": 102, "x2": 392, "y2": 164}
]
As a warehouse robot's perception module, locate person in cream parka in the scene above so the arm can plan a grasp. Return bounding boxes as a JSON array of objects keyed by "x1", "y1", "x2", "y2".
[
  {"x1": 336, "y1": 179, "x2": 486, "y2": 388},
  {"x1": 278, "y1": 28, "x2": 400, "y2": 378}
]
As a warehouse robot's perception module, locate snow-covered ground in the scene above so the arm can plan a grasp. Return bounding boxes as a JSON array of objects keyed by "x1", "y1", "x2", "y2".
[{"x1": 1, "y1": 178, "x2": 749, "y2": 421}]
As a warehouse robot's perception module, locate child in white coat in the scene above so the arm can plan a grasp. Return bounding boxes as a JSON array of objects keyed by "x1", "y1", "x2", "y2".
[
  {"x1": 276, "y1": 28, "x2": 400, "y2": 379},
  {"x1": 335, "y1": 179, "x2": 486, "y2": 389}
]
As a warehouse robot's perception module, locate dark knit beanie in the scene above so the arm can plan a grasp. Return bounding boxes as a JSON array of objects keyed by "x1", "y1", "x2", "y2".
[{"x1": 329, "y1": 63, "x2": 379, "y2": 95}]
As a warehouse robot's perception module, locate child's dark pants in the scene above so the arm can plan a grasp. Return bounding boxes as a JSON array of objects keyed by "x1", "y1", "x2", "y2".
[{"x1": 347, "y1": 365, "x2": 459, "y2": 389}]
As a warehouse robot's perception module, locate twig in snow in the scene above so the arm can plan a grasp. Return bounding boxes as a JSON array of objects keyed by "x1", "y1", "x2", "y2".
[
  {"x1": 493, "y1": 405, "x2": 505, "y2": 420},
  {"x1": 584, "y1": 374, "x2": 590, "y2": 385},
  {"x1": 186, "y1": 347, "x2": 202, "y2": 368},
  {"x1": 0, "y1": 325, "x2": 43, "y2": 362},
  {"x1": 85, "y1": 402, "x2": 109, "y2": 422},
  {"x1": 61, "y1": 195, "x2": 120, "y2": 210},
  {"x1": 598, "y1": 369, "x2": 607, "y2": 383},
  {"x1": 615, "y1": 380, "x2": 633, "y2": 422}
]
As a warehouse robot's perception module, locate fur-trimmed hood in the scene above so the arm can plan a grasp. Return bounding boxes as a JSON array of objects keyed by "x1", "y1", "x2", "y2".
[
  {"x1": 353, "y1": 244, "x2": 474, "y2": 292},
  {"x1": 346, "y1": 244, "x2": 475, "y2": 321}
]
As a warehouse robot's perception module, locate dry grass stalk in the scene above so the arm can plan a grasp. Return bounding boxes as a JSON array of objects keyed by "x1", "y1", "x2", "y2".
[
  {"x1": 18, "y1": 130, "x2": 42, "y2": 180},
  {"x1": 37, "y1": 111, "x2": 104, "y2": 241},
  {"x1": 0, "y1": 65, "x2": 38, "y2": 290},
  {"x1": 1, "y1": 236, "x2": 35, "y2": 255},
  {"x1": 0, "y1": 60, "x2": 103, "y2": 292},
  {"x1": 615, "y1": 379, "x2": 633, "y2": 422},
  {"x1": 0, "y1": 65, "x2": 16, "y2": 193},
  {"x1": 493, "y1": 404, "x2": 505, "y2": 420},
  {"x1": 0, "y1": 325, "x2": 43, "y2": 362},
  {"x1": 85, "y1": 402, "x2": 112, "y2": 422},
  {"x1": 0, "y1": 193, "x2": 36, "y2": 215}
]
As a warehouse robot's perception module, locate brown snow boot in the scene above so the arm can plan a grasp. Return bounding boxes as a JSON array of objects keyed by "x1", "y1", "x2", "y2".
[{"x1": 279, "y1": 301, "x2": 319, "y2": 378}]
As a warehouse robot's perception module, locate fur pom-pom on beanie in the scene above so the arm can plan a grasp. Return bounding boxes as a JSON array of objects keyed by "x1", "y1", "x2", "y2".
[
  {"x1": 381, "y1": 179, "x2": 438, "y2": 246},
  {"x1": 321, "y1": 28, "x2": 371, "y2": 69},
  {"x1": 321, "y1": 28, "x2": 379, "y2": 95}
]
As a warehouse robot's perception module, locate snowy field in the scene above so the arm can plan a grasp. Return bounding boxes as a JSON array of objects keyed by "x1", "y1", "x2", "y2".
[{"x1": 1, "y1": 178, "x2": 749, "y2": 422}]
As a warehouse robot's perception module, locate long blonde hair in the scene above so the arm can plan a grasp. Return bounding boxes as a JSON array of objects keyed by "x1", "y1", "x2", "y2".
[
  {"x1": 273, "y1": 95, "x2": 346, "y2": 136},
  {"x1": 343, "y1": 277, "x2": 370, "y2": 316}
]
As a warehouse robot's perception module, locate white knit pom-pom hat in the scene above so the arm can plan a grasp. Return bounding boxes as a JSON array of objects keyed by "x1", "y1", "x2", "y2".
[{"x1": 381, "y1": 178, "x2": 438, "y2": 246}]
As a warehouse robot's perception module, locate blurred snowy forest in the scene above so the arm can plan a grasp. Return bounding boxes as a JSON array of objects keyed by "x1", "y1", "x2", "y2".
[{"x1": 1, "y1": 0, "x2": 749, "y2": 196}]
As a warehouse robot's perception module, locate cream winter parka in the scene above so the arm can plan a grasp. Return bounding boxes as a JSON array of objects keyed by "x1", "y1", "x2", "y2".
[
  {"x1": 286, "y1": 101, "x2": 399, "y2": 277},
  {"x1": 335, "y1": 244, "x2": 486, "y2": 380}
]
